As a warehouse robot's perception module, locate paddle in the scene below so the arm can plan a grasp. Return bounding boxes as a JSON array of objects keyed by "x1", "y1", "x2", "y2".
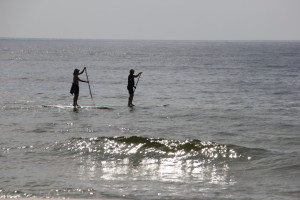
[
  {"x1": 133, "y1": 73, "x2": 142, "y2": 92},
  {"x1": 85, "y1": 67, "x2": 95, "y2": 105}
]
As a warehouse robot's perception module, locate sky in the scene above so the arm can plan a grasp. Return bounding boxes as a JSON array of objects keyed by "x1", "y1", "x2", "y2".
[{"x1": 1, "y1": 0, "x2": 300, "y2": 40}]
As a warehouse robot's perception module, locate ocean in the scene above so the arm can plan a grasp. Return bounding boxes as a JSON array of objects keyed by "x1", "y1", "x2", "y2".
[{"x1": 0, "y1": 39, "x2": 299, "y2": 200}]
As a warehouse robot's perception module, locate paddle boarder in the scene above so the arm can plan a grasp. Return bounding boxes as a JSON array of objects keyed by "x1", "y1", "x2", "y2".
[
  {"x1": 70, "y1": 67, "x2": 89, "y2": 108},
  {"x1": 127, "y1": 69, "x2": 142, "y2": 107}
]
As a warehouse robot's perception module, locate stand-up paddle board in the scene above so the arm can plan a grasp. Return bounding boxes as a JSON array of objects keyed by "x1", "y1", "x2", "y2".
[{"x1": 42, "y1": 105, "x2": 112, "y2": 109}]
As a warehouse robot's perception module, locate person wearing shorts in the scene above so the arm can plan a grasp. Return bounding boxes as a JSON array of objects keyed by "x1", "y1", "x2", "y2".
[{"x1": 70, "y1": 67, "x2": 89, "y2": 108}]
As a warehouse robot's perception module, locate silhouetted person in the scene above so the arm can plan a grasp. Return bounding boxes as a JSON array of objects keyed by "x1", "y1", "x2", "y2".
[
  {"x1": 70, "y1": 67, "x2": 89, "y2": 109},
  {"x1": 127, "y1": 69, "x2": 142, "y2": 107}
]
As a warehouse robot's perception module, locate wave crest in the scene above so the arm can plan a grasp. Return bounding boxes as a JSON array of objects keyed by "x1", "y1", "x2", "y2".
[{"x1": 63, "y1": 136, "x2": 241, "y2": 160}]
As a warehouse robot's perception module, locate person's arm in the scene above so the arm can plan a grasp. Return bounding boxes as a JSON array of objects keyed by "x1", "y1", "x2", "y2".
[
  {"x1": 78, "y1": 67, "x2": 86, "y2": 75},
  {"x1": 78, "y1": 78, "x2": 89, "y2": 83},
  {"x1": 134, "y1": 72, "x2": 142, "y2": 77}
]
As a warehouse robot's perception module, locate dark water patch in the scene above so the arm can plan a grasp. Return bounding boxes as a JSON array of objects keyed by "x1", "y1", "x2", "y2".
[{"x1": 264, "y1": 65, "x2": 286, "y2": 69}]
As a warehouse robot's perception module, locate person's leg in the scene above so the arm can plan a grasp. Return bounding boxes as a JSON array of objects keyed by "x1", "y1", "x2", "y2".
[
  {"x1": 74, "y1": 94, "x2": 78, "y2": 107},
  {"x1": 128, "y1": 94, "x2": 134, "y2": 107},
  {"x1": 131, "y1": 94, "x2": 135, "y2": 106}
]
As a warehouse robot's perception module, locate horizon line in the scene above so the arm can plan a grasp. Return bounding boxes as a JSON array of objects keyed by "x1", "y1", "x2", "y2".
[{"x1": 1, "y1": 37, "x2": 299, "y2": 42}]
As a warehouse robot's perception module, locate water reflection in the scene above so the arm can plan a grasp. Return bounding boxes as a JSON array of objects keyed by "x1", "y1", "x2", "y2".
[
  {"x1": 65, "y1": 136, "x2": 238, "y2": 193},
  {"x1": 75, "y1": 156, "x2": 235, "y2": 186}
]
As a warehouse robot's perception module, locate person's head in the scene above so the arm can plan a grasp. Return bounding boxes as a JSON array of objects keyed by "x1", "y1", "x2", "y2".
[
  {"x1": 73, "y1": 69, "x2": 80, "y2": 75},
  {"x1": 129, "y1": 69, "x2": 135, "y2": 74}
]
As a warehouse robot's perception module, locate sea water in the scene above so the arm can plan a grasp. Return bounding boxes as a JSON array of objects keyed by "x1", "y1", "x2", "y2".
[{"x1": 0, "y1": 39, "x2": 300, "y2": 200}]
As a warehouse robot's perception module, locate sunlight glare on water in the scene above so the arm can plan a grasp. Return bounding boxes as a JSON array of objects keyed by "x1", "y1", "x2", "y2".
[{"x1": 61, "y1": 136, "x2": 239, "y2": 189}]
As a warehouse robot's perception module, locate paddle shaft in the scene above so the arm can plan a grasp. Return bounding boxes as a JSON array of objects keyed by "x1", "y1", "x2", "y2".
[
  {"x1": 85, "y1": 68, "x2": 95, "y2": 105},
  {"x1": 133, "y1": 74, "x2": 141, "y2": 92}
]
